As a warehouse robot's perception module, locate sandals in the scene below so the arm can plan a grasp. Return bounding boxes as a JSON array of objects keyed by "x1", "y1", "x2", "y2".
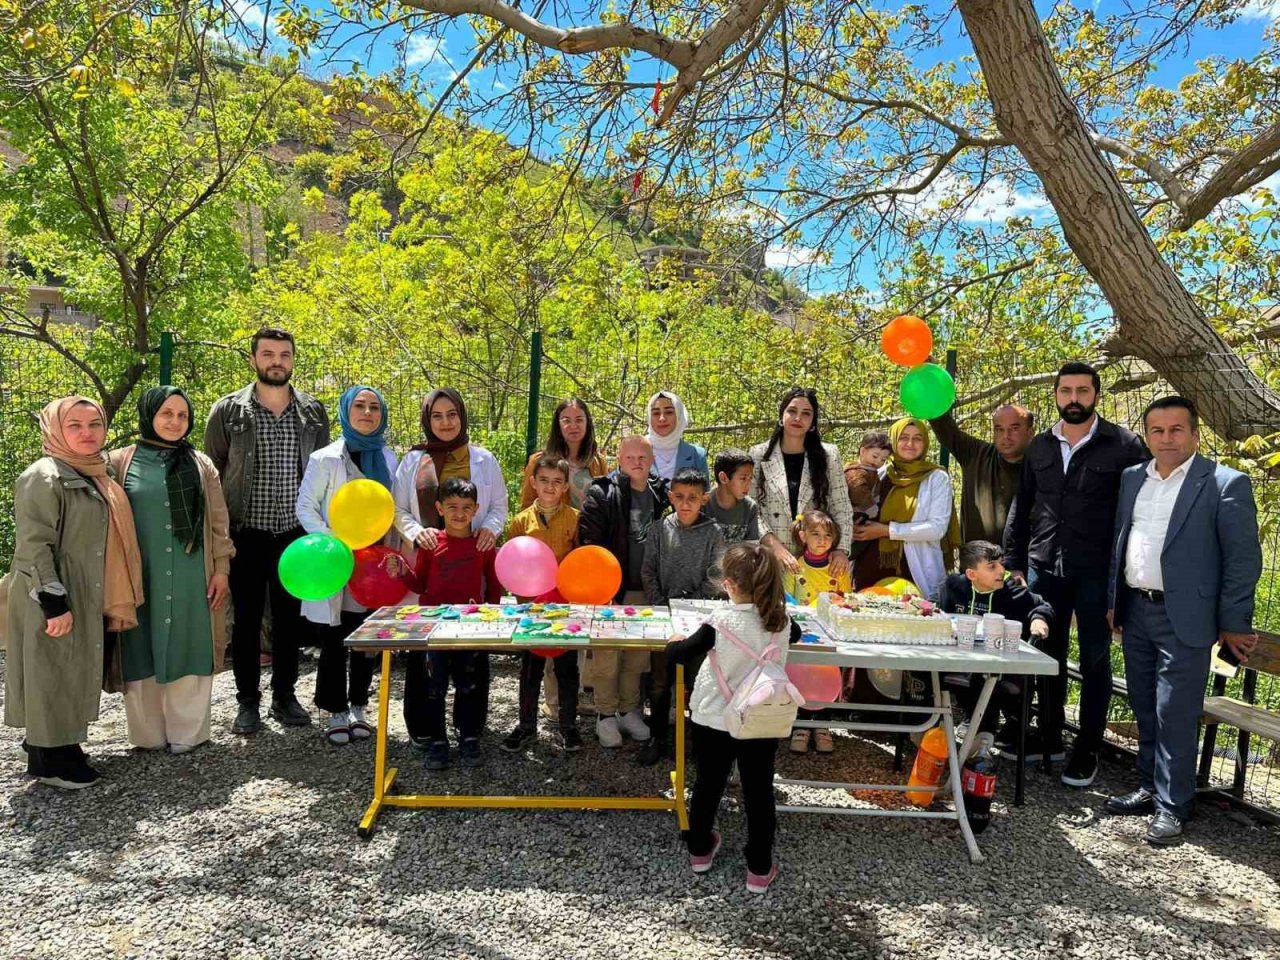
[
  {"x1": 790, "y1": 728, "x2": 811, "y2": 754},
  {"x1": 348, "y1": 705, "x2": 374, "y2": 740},
  {"x1": 325, "y1": 712, "x2": 351, "y2": 746}
]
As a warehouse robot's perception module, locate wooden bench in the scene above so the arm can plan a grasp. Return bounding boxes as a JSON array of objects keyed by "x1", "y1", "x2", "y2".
[{"x1": 1197, "y1": 631, "x2": 1280, "y2": 797}]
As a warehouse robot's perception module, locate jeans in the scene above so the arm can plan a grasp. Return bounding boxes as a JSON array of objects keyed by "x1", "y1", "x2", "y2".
[
  {"x1": 686, "y1": 723, "x2": 779, "y2": 875},
  {"x1": 1027, "y1": 566, "x2": 1113, "y2": 755},
  {"x1": 1121, "y1": 591, "x2": 1212, "y2": 818},
  {"x1": 229, "y1": 526, "x2": 308, "y2": 706},
  {"x1": 313, "y1": 610, "x2": 376, "y2": 714},
  {"x1": 518, "y1": 651, "x2": 580, "y2": 729},
  {"x1": 404, "y1": 651, "x2": 485, "y2": 742}
]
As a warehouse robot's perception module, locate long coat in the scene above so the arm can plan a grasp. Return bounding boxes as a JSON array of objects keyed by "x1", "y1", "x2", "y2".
[
  {"x1": 108, "y1": 445, "x2": 236, "y2": 684},
  {"x1": 4, "y1": 457, "x2": 111, "y2": 746}
]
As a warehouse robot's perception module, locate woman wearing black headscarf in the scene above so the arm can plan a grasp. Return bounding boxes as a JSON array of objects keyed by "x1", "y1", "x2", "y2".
[{"x1": 108, "y1": 387, "x2": 235, "y2": 754}]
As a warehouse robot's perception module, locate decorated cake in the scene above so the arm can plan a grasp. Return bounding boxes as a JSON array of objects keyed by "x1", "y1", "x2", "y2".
[{"x1": 814, "y1": 592, "x2": 953, "y2": 645}]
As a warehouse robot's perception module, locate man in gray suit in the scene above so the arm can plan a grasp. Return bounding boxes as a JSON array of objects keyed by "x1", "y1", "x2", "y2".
[{"x1": 1106, "y1": 396, "x2": 1261, "y2": 845}]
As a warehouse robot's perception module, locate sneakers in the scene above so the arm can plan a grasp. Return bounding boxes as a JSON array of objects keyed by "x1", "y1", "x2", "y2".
[
  {"x1": 501, "y1": 725, "x2": 537, "y2": 753},
  {"x1": 1061, "y1": 750, "x2": 1099, "y2": 788},
  {"x1": 689, "y1": 831, "x2": 721, "y2": 873},
  {"x1": 996, "y1": 730, "x2": 1065, "y2": 764},
  {"x1": 31, "y1": 750, "x2": 101, "y2": 790},
  {"x1": 813, "y1": 729, "x2": 835, "y2": 754},
  {"x1": 424, "y1": 740, "x2": 450, "y2": 770},
  {"x1": 232, "y1": 704, "x2": 261, "y2": 736},
  {"x1": 790, "y1": 728, "x2": 811, "y2": 754},
  {"x1": 555, "y1": 726, "x2": 584, "y2": 753},
  {"x1": 636, "y1": 737, "x2": 666, "y2": 767},
  {"x1": 410, "y1": 735, "x2": 433, "y2": 751},
  {"x1": 325, "y1": 712, "x2": 351, "y2": 745},
  {"x1": 745, "y1": 862, "x2": 779, "y2": 894},
  {"x1": 349, "y1": 705, "x2": 374, "y2": 740},
  {"x1": 618, "y1": 708, "x2": 651, "y2": 741},
  {"x1": 458, "y1": 737, "x2": 482, "y2": 767},
  {"x1": 596, "y1": 715, "x2": 623, "y2": 748},
  {"x1": 269, "y1": 697, "x2": 311, "y2": 727},
  {"x1": 991, "y1": 720, "x2": 1021, "y2": 757}
]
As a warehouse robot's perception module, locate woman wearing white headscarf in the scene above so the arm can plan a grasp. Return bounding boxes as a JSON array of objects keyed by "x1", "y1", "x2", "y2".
[{"x1": 646, "y1": 391, "x2": 708, "y2": 482}]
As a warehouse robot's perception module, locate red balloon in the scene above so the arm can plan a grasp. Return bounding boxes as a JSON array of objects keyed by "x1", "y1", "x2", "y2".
[
  {"x1": 880, "y1": 314, "x2": 933, "y2": 367},
  {"x1": 532, "y1": 648, "x2": 569, "y2": 658},
  {"x1": 785, "y1": 663, "x2": 843, "y2": 704},
  {"x1": 349, "y1": 545, "x2": 410, "y2": 608}
]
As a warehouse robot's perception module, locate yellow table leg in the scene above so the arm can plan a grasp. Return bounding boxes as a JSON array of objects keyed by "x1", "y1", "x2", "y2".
[
  {"x1": 358, "y1": 650, "x2": 396, "y2": 839},
  {"x1": 672, "y1": 663, "x2": 689, "y2": 830}
]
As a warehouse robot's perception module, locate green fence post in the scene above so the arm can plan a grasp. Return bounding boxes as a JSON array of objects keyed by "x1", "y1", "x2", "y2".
[
  {"x1": 525, "y1": 330, "x2": 543, "y2": 457},
  {"x1": 159, "y1": 331, "x2": 173, "y2": 386},
  {"x1": 940, "y1": 348, "x2": 958, "y2": 469}
]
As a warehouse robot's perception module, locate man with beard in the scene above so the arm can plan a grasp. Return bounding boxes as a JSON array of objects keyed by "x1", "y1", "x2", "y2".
[
  {"x1": 205, "y1": 328, "x2": 331, "y2": 735},
  {"x1": 1004, "y1": 361, "x2": 1148, "y2": 787}
]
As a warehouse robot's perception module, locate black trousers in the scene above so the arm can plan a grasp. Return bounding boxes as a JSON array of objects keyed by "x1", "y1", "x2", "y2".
[
  {"x1": 518, "y1": 651, "x2": 579, "y2": 728},
  {"x1": 313, "y1": 610, "x2": 376, "y2": 713},
  {"x1": 648, "y1": 650, "x2": 704, "y2": 742},
  {"x1": 229, "y1": 526, "x2": 308, "y2": 706},
  {"x1": 686, "y1": 723, "x2": 779, "y2": 875},
  {"x1": 404, "y1": 651, "x2": 488, "y2": 741}
]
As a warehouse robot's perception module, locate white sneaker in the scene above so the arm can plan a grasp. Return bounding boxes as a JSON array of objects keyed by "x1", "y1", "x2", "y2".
[
  {"x1": 325, "y1": 711, "x2": 351, "y2": 745},
  {"x1": 349, "y1": 705, "x2": 373, "y2": 740},
  {"x1": 618, "y1": 709, "x2": 651, "y2": 741},
  {"x1": 596, "y1": 715, "x2": 623, "y2": 748}
]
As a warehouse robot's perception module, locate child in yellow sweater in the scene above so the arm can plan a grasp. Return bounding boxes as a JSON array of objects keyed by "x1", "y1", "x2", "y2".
[
  {"x1": 502, "y1": 455, "x2": 583, "y2": 753},
  {"x1": 785, "y1": 510, "x2": 851, "y2": 755}
]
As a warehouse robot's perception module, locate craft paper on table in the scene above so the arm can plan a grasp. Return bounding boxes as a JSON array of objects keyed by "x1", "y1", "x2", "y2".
[
  {"x1": 345, "y1": 621, "x2": 436, "y2": 645},
  {"x1": 428, "y1": 620, "x2": 518, "y2": 643},
  {"x1": 588, "y1": 618, "x2": 673, "y2": 642},
  {"x1": 590, "y1": 604, "x2": 671, "y2": 622},
  {"x1": 365, "y1": 604, "x2": 449, "y2": 622},
  {"x1": 510, "y1": 617, "x2": 592, "y2": 645}
]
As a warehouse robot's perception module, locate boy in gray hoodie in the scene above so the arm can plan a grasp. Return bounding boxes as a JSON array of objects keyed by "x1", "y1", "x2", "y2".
[{"x1": 638, "y1": 467, "x2": 726, "y2": 765}]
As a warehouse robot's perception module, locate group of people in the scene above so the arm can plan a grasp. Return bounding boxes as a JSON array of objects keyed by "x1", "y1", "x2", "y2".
[{"x1": 3, "y1": 326, "x2": 1263, "y2": 889}]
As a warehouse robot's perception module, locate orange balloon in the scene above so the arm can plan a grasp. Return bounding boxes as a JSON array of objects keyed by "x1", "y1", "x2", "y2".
[
  {"x1": 557, "y1": 546, "x2": 623, "y2": 604},
  {"x1": 881, "y1": 315, "x2": 933, "y2": 367}
]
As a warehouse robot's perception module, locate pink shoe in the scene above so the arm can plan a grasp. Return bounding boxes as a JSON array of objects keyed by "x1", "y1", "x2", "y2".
[
  {"x1": 689, "y1": 831, "x2": 721, "y2": 874},
  {"x1": 746, "y1": 862, "x2": 778, "y2": 894}
]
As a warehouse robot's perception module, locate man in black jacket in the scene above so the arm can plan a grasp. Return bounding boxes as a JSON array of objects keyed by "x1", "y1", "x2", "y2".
[
  {"x1": 1004, "y1": 361, "x2": 1148, "y2": 788},
  {"x1": 578, "y1": 436, "x2": 669, "y2": 748}
]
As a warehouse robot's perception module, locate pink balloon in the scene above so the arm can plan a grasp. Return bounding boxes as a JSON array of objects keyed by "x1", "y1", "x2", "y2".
[
  {"x1": 785, "y1": 663, "x2": 843, "y2": 704},
  {"x1": 494, "y1": 536, "x2": 559, "y2": 597}
]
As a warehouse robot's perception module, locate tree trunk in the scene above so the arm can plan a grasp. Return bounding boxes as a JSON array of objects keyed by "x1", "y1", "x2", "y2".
[{"x1": 956, "y1": 0, "x2": 1280, "y2": 439}]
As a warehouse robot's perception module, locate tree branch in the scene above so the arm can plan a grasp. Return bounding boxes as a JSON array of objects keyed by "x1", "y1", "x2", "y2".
[{"x1": 1174, "y1": 119, "x2": 1280, "y2": 229}]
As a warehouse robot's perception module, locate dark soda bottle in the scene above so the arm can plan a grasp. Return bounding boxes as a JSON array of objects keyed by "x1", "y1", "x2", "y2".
[{"x1": 961, "y1": 742, "x2": 997, "y2": 834}]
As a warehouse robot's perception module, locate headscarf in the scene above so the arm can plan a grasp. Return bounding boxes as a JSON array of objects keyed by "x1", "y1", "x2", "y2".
[
  {"x1": 646, "y1": 390, "x2": 690, "y2": 480},
  {"x1": 40, "y1": 396, "x2": 144, "y2": 631},
  {"x1": 411, "y1": 388, "x2": 470, "y2": 529},
  {"x1": 878, "y1": 416, "x2": 961, "y2": 571},
  {"x1": 137, "y1": 386, "x2": 204, "y2": 554},
  {"x1": 338, "y1": 385, "x2": 392, "y2": 490}
]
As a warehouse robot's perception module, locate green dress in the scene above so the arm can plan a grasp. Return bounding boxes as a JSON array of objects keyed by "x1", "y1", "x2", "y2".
[{"x1": 121, "y1": 445, "x2": 213, "y2": 683}]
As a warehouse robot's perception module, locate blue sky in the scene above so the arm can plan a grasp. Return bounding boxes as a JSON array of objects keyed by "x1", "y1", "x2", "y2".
[{"x1": 234, "y1": 1, "x2": 1280, "y2": 296}]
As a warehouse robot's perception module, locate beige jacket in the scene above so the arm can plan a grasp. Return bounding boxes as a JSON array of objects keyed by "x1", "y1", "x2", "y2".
[{"x1": 749, "y1": 440, "x2": 855, "y2": 553}]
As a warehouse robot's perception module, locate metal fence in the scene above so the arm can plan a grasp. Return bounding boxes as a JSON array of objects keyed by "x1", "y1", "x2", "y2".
[{"x1": 2, "y1": 328, "x2": 1279, "y2": 809}]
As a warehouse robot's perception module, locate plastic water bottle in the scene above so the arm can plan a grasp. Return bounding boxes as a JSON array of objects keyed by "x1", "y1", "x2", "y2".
[
  {"x1": 961, "y1": 739, "x2": 998, "y2": 833},
  {"x1": 905, "y1": 726, "x2": 949, "y2": 807}
]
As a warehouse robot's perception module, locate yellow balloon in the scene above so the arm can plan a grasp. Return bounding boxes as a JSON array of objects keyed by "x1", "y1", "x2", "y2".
[
  {"x1": 328, "y1": 479, "x2": 395, "y2": 549},
  {"x1": 874, "y1": 576, "x2": 920, "y2": 597}
]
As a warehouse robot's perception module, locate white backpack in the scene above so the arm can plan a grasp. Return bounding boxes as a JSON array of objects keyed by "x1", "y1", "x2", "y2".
[{"x1": 709, "y1": 623, "x2": 805, "y2": 739}]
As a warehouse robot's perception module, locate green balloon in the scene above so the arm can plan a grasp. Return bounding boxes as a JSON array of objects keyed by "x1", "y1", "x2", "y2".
[
  {"x1": 899, "y1": 363, "x2": 957, "y2": 420},
  {"x1": 278, "y1": 533, "x2": 355, "y2": 602}
]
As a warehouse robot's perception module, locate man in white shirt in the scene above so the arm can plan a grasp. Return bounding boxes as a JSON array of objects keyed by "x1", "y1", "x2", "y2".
[{"x1": 1106, "y1": 396, "x2": 1261, "y2": 845}]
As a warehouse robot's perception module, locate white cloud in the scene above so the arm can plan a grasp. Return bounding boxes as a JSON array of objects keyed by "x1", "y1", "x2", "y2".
[
  {"x1": 406, "y1": 34, "x2": 450, "y2": 70},
  {"x1": 765, "y1": 244, "x2": 820, "y2": 269},
  {"x1": 960, "y1": 177, "x2": 1053, "y2": 223},
  {"x1": 230, "y1": 0, "x2": 266, "y2": 31},
  {"x1": 1240, "y1": 1, "x2": 1280, "y2": 21}
]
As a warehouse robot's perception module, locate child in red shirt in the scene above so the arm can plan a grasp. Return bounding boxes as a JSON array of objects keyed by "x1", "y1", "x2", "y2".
[{"x1": 401, "y1": 477, "x2": 502, "y2": 771}]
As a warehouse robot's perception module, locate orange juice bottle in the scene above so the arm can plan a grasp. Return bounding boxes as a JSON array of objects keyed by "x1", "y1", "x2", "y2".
[{"x1": 905, "y1": 726, "x2": 950, "y2": 806}]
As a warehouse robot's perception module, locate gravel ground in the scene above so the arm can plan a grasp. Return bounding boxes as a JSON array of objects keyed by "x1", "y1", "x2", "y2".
[{"x1": 2, "y1": 652, "x2": 1279, "y2": 960}]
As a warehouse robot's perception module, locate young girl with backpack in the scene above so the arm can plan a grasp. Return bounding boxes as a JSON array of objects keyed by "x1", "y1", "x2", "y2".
[{"x1": 664, "y1": 542, "x2": 802, "y2": 894}]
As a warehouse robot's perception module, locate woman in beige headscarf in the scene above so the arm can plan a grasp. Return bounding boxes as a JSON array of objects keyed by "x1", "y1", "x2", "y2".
[{"x1": 5, "y1": 396, "x2": 143, "y2": 789}]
